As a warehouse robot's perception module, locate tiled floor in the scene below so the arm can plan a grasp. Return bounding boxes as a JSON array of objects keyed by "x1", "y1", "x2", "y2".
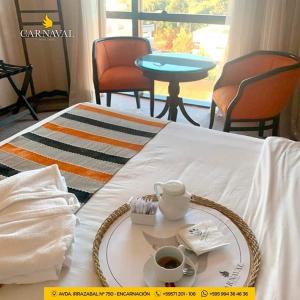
[{"x1": 0, "y1": 94, "x2": 265, "y2": 142}]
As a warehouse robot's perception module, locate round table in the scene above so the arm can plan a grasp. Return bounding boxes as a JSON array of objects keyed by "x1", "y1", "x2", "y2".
[{"x1": 135, "y1": 53, "x2": 216, "y2": 126}]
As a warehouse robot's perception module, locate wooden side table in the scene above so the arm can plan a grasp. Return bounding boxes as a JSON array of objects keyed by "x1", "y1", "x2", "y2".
[{"x1": 136, "y1": 53, "x2": 216, "y2": 126}]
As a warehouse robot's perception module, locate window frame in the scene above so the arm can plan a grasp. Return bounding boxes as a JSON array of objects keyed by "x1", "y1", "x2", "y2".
[
  {"x1": 105, "y1": 0, "x2": 228, "y2": 108},
  {"x1": 106, "y1": 0, "x2": 227, "y2": 36}
]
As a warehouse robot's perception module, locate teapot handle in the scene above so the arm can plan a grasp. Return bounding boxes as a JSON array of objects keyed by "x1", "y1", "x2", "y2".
[{"x1": 154, "y1": 182, "x2": 164, "y2": 201}]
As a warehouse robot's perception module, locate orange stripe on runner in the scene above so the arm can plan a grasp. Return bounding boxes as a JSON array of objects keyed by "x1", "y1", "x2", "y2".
[
  {"x1": 0, "y1": 144, "x2": 112, "y2": 183},
  {"x1": 43, "y1": 123, "x2": 143, "y2": 151},
  {"x1": 77, "y1": 104, "x2": 165, "y2": 128}
]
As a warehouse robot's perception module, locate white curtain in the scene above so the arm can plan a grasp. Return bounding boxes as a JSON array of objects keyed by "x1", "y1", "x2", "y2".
[
  {"x1": 63, "y1": 0, "x2": 106, "y2": 105},
  {"x1": 226, "y1": 0, "x2": 300, "y2": 139}
]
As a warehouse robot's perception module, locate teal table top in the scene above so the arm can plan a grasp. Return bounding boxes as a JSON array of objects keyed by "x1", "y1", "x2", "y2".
[{"x1": 135, "y1": 52, "x2": 216, "y2": 73}]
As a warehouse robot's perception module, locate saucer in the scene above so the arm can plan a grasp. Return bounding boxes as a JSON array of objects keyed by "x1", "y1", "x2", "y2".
[{"x1": 143, "y1": 256, "x2": 196, "y2": 287}]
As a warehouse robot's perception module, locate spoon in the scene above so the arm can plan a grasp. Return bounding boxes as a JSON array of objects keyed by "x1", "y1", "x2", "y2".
[
  {"x1": 164, "y1": 264, "x2": 194, "y2": 287},
  {"x1": 183, "y1": 263, "x2": 195, "y2": 276}
]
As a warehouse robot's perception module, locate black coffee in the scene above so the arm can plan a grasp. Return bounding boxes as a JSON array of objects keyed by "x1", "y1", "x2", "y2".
[{"x1": 157, "y1": 256, "x2": 181, "y2": 269}]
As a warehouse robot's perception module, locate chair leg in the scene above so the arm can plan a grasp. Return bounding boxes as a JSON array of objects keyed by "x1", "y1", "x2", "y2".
[
  {"x1": 150, "y1": 89, "x2": 155, "y2": 117},
  {"x1": 95, "y1": 91, "x2": 101, "y2": 105},
  {"x1": 259, "y1": 121, "x2": 265, "y2": 137},
  {"x1": 106, "y1": 93, "x2": 112, "y2": 107},
  {"x1": 223, "y1": 117, "x2": 231, "y2": 132},
  {"x1": 272, "y1": 115, "x2": 280, "y2": 136},
  {"x1": 134, "y1": 91, "x2": 141, "y2": 109},
  {"x1": 209, "y1": 100, "x2": 216, "y2": 129}
]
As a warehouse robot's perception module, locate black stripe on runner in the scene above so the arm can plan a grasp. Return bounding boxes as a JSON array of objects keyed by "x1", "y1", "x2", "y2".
[
  {"x1": 23, "y1": 132, "x2": 129, "y2": 165},
  {"x1": 61, "y1": 112, "x2": 156, "y2": 138},
  {"x1": 68, "y1": 187, "x2": 91, "y2": 204},
  {"x1": 0, "y1": 162, "x2": 20, "y2": 177}
]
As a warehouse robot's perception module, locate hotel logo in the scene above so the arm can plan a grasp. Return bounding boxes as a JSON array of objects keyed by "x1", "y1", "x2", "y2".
[
  {"x1": 20, "y1": 14, "x2": 73, "y2": 39},
  {"x1": 42, "y1": 14, "x2": 53, "y2": 29}
]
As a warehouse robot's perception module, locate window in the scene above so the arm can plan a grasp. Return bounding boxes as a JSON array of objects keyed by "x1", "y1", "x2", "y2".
[
  {"x1": 141, "y1": 0, "x2": 228, "y2": 15},
  {"x1": 106, "y1": 0, "x2": 131, "y2": 12},
  {"x1": 106, "y1": 19, "x2": 133, "y2": 36},
  {"x1": 106, "y1": 0, "x2": 229, "y2": 106}
]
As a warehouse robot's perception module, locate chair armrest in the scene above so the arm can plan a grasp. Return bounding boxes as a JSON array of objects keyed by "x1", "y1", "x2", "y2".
[
  {"x1": 93, "y1": 40, "x2": 110, "y2": 79},
  {"x1": 215, "y1": 54, "x2": 263, "y2": 89},
  {"x1": 227, "y1": 64, "x2": 300, "y2": 120}
]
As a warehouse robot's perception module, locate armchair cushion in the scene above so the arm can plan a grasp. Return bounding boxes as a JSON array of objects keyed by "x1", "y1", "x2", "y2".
[
  {"x1": 99, "y1": 66, "x2": 152, "y2": 92},
  {"x1": 102, "y1": 40, "x2": 150, "y2": 68}
]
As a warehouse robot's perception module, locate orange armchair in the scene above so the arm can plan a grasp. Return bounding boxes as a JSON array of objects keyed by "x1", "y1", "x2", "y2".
[
  {"x1": 209, "y1": 51, "x2": 300, "y2": 136},
  {"x1": 92, "y1": 37, "x2": 155, "y2": 116}
]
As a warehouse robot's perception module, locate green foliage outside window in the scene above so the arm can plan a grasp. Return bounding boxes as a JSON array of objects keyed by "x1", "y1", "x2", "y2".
[
  {"x1": 142, "y1": 0, "x2": 228, "y2": 15},
  {"x1": 141, "y1": 0, "x2": 228, "y2": 54},
  {"x1": 117, "y1": 0, "x2": 229, "y2": 82}
]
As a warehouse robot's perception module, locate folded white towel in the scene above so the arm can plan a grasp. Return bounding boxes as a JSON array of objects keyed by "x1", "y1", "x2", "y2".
[{"x1": 0, "y1": 165, "x2": 80, "y2": 284}]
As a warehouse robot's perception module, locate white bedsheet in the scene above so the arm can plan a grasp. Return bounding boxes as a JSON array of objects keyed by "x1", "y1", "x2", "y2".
[
  {"x1": 0, "y1": 103, "x2": 277, "y2": 299},
  {"x1": 243, "y1": 137, "x2": 300, "y2": 300}
]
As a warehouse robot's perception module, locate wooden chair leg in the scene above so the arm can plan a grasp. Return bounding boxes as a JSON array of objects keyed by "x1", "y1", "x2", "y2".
[
  {"x1": 150, "y1": 90, "x2": 155, "y2": 117},
  {"x1": 223, "y1": 117, "x2": 231, "y2": 132},
  {"x1": 106, "y1": 93, "x2": 112, "y2": 107},
  {"x1": 95, "y1": 91, "x2": 101, "y2": 105},
  {"x1": 134, "y1": 91, "x2": 141, "y2": 109},
  {"x1": 259, "y1": 121, "x2": 265, "y2": 137},
  {"x1": 209, "y1": 100, "x2": 216, "y2": 129},
  {"x1": 272, "y1": 115, "x2": 280, "y2": 136}
]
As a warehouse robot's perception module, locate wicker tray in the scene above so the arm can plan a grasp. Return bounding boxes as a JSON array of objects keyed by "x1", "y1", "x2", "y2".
[{"x1": 93, "y1": 195, "x2": 260, "y2": 287}]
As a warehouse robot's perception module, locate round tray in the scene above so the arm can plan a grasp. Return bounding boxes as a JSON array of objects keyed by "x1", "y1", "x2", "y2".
[{"x1": 93, "y1": 195, "x2": 260, "y2": 287}]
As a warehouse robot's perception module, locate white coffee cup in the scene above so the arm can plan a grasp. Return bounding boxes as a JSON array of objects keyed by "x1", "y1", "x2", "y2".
[{"x1": 152, "y1": 245, "x2": 185, "y2": 283}]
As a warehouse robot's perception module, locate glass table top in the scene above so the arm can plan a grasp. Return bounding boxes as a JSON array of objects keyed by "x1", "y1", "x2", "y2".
[{"x1": 135, "y1": 52, "x2": 216, "y2": 73}]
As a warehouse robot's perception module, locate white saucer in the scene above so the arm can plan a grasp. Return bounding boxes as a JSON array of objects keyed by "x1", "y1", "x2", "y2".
[{"x1": 143, "y1": 256, "x2": 196, "y2": 287}]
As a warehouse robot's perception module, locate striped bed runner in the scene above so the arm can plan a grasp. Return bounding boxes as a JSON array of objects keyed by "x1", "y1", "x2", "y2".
[{"x1": 0, "y1": 103, "x2": 167, "y2": 203}]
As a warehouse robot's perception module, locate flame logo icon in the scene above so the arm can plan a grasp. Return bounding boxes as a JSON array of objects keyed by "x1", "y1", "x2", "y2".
[{"x1": 42, "y1": 14, "x2": 53, "y2": 29}]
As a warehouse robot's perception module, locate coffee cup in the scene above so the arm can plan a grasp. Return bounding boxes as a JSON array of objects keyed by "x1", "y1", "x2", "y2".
[{"x1": 152, "y1": 245, "x2": 185, "y2": 282}]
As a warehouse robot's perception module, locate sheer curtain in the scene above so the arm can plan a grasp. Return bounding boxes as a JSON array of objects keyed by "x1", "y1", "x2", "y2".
[
  {"x1": 63, "y1": 0, "x2": 106, "y2": 105},
  {"x1": 226, "y1": 0, "x2": 300, "y2": 139}
]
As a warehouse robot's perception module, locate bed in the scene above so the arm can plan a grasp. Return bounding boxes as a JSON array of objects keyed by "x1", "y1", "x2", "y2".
[{"x1": 0, "y1": 103, "x2": 299, "y2": 300}]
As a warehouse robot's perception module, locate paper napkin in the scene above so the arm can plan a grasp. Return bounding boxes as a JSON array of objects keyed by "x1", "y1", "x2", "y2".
[{"x1": 177, "y1": 220, "x2": 230, "y2": 256}]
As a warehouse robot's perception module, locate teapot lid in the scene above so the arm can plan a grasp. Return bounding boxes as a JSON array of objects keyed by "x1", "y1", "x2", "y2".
[{"x1": 163, "y1": 180, "x2": 186, "y2": 196}]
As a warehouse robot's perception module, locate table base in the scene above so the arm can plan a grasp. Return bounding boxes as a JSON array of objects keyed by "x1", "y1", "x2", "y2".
[{"x1": 156, "y1": 81, "x2": 200, "y2": 126}]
